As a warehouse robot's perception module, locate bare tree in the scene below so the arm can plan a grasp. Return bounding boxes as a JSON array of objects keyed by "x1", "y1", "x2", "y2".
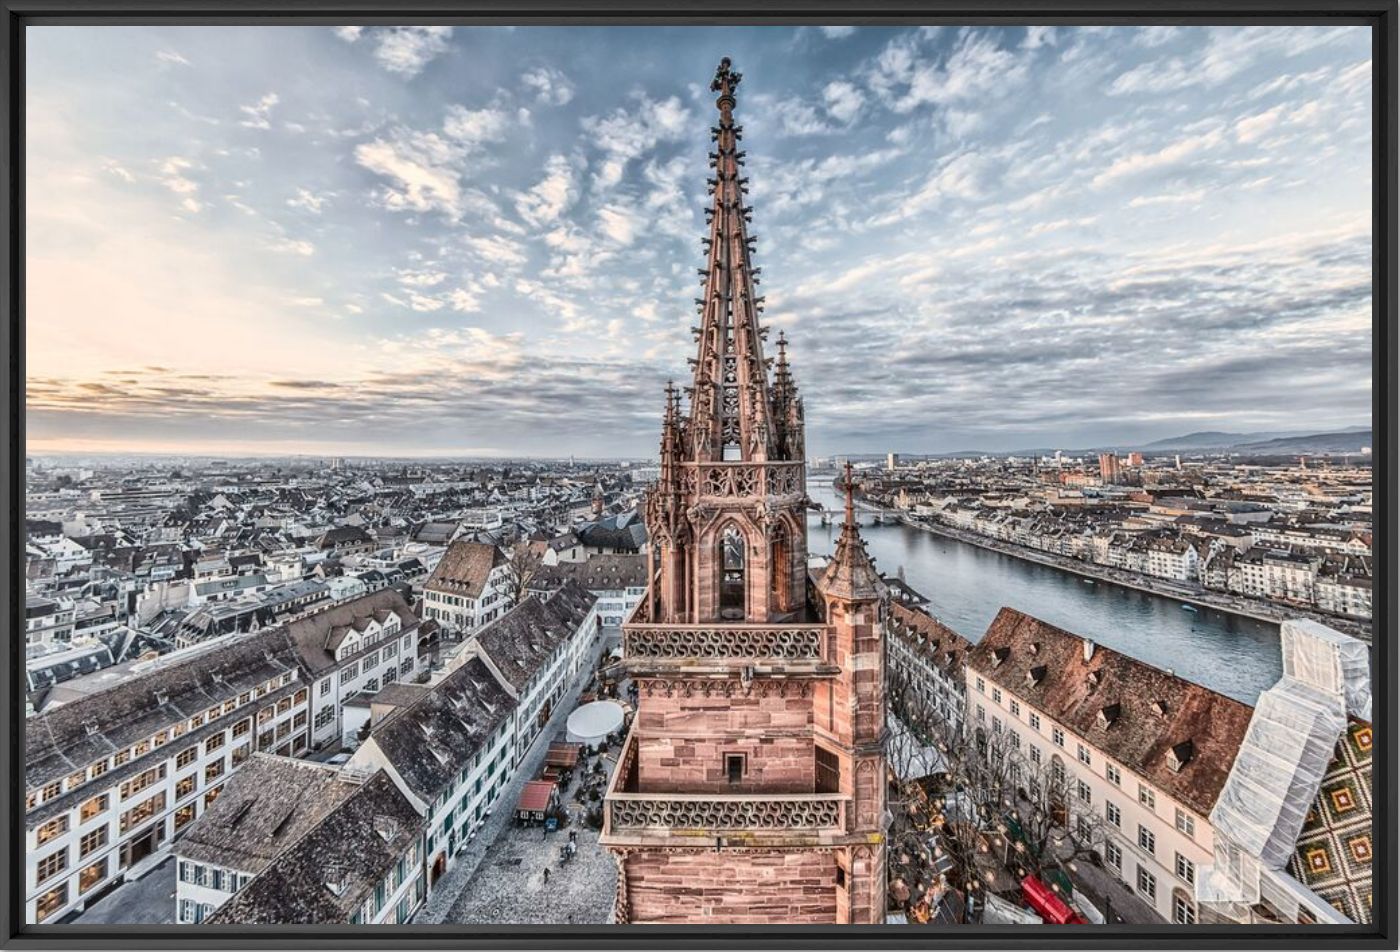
[
  {"x1": 884, "y1": 658, "x2": 1107, "y2": 924},
  {"x1": 503, "y1": 541, "x2": 544, "y2": 609}
]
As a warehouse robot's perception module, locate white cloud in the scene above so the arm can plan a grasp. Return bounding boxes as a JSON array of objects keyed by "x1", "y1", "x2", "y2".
[
  {"x1": 447, "y1": 287, "x2": 483, "y2": 312},
  {"x1": 1128, "y1": 189, "x2": 1207, "y2": 207},
  {"x1": 465, "y1": 234, "x2": 527, "y2": 266},
  {"x1": 582, "y1": 95, "x2": 691, "y2": 191},
  {"x1": 238, "y1": 92, "x2": 280, "y2": 130},
  {"x1": 397, "y1": 269, "x2": 448, "y2": 288},
  {"x1": 156, "y1": 156, "x2": 201, "y2": 212},
  {"x1": 287, "y1": 187, "x2": 331, "y2": 214},
  {"x1": 267, "y1": 236, "x2": 315, "y2": 256},
  {"x1": 1092, "y1": 128, "x2": 1226, "y2": 187},
  {"x1": 823, "y1": 81, "x2": 865, "y2": 123},
  {"x1": 774, "y1": 98, "x2": 834, "y2": 136},
  {"x1": 332, "y1": 26, "x2": 363, "y2": 43},
  {"x1": 819, "y1": 26, "x2": 856, "y2": 39},
  {"x1": 156, "y1": 49, "x2": 191, "y2": 66},
  {"x1": 370, "y1": 26, "x2": 454, "y2": 77},
  {"x1": 407, "y1": 292, "x2": 445, "y2": 312},
  {"x1": 515, "y1": 154, "x2": 578, "y2": 228},
  {"x1": 356, "y1": 130, "x2": 466, "y2": 218},
  {"x1": 1234, "y1": 104, "x2": 1286, "y2": 143},
  {"x1": 598, "y1": 206, "x2": 643, "y2": 246},
  {"x1": 442, "y1": 105, "x2": 510, "y2": 147},
  {"x1": 1133, "y1": 26, "x2": 1181, "y2": 48},
  {"x1": 101, "y1": 159, "x2": 135, "y2": 183},
  {"x1": 869, "y1": 29, "x2": 1029, "y2": 114},
  {"x1": 1111, "y1": 26, "x2": 1354, "y2": 96},
  {"x1": 355, "y1": 106, "x2": 509, "y2": 221},
  {"x1": 521, "y1": 66, "x2": 575, "y2": 106}
]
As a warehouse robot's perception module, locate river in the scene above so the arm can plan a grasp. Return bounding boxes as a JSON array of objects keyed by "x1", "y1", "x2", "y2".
[{"x1": 804, "y1": 477, "x2": 1283, "y2": 705}]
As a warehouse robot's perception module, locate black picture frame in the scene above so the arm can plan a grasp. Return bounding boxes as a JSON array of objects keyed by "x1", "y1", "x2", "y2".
[{"x1": 1, "y1": 2, "x2": 1394, "y2": 949}]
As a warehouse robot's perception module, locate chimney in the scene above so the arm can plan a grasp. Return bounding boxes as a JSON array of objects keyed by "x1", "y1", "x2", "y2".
[{"x1": 1083, "y1": 639, "x2": 1096, "y2": 663}]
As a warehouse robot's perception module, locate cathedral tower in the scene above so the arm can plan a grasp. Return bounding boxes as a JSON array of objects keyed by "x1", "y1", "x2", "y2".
[{"x1": 601, "y1": 58, "x2": 888, "y2": 926}]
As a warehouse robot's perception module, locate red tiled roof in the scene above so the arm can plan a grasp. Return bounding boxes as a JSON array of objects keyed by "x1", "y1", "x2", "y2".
[
  {"x1": 967, "y1": 607, "x2": 1255, "y2": 816},
  {"x1": 517, "y1": 779, "x2": 556, "y2": 814},
  {"x1": 423, "y1": 541, "x2": 506, "y2": 598}
]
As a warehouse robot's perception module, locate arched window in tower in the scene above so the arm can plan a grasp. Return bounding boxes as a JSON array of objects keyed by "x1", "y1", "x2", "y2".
[
  {"x1": 719, "y1": 524, "x2": 747, "y2": 619},
  {"x1": 769, "y1": 521, "x2": 791, "y2": 615}
]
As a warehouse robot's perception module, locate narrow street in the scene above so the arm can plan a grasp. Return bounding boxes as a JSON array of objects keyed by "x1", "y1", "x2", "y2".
[{"x1": 414, "y1": 626, "x2": 621, "y2": 924}]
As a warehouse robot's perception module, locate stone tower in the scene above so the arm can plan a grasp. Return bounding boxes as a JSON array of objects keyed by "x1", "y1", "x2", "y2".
[{"x1": 601, "y1": 57, "x2": 888, "y2": 926}]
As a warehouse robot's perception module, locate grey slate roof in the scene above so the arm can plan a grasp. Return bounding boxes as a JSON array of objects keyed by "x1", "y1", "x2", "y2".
[
  {"x1": 575, "y1": 514, "x2": 647, "y2": 553},
  {"x1": 207, "y1": 769, "x2": 420, "y2": 924},
  {"x1": 532, "y1": 553, "x2": 646, "y2": 592},
  {"x1": 25, "y1": 627, "x2": 304, "y2": 793},
  {"x1": 365, "y1": 656, "x2": 516, "y2": 804},
  {"x1": 175, "y1": 754, "x2": 359, "y2": 873},
  {"x1": 281, "y1": 587, "x2": 418, "y2": 675},
  {"x1": 475, "y1": 580, "x2": 597, "y2": 694}
]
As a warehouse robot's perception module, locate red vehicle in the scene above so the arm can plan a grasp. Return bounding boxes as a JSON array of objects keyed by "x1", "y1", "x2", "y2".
[{"x1": 1021, "y1": 875, "x2": 1089, "y2": 925}]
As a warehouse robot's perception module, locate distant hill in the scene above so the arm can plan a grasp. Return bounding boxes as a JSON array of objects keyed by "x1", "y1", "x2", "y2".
[
  {"x1": 1140, "y1": 426, "x2": 1369, "y2": 453},
  {"x1": 1231, "y1": 430, "x2": 1373, "y2": 454}
]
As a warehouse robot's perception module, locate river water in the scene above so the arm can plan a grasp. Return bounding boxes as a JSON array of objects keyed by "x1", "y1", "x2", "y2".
[{"x1": 804, "y1": 477, "x2": 1283, "y2": 705}]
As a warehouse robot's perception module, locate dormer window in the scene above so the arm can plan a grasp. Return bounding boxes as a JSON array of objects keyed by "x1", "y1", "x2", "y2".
[
  {"x1": 1087, "y1": 671, "x2": 1101, "y2": 688},
  {"x1": 990, "y1": 647, "x2": 1010, "y2": 667},
  {"x1": 324, "y1": 864, "x2": 349, "y2": 896},
  {"x1": 1096, "y1": 703, "x2": 1120, "y2": 729},
  {"x1": 1026, "y1": 665, "x2": 1046, "y2": 687},
  {"x1": 1029, "y1": 642, "x2": 1040, "y2": 656},
  {"x1": 1167, "y1": 740, "x2": 1193, "y2": 772},
  {"x1": 1151, "y1": 700, "x2": 1169, "y2": 718}
]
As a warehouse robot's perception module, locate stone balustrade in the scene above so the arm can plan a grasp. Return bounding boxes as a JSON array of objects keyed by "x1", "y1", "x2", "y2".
[
  {"x1": 679, "y1": 460, "x2": 805, "y2": 500},
  {"x1": 622, "y1": 622, "x2": 829, "y2": 661},
  {"x1": 606, "y1": 792, "x2": 846, "y2": 833}
]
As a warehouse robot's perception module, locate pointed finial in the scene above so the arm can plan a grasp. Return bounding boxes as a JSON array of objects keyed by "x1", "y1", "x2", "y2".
[{"x1": 712, "y1": 57, "x2": 741, "y2": 103}]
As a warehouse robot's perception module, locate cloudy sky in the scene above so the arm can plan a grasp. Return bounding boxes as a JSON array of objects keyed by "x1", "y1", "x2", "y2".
[{"x1": 26, "y1": 24, "x2": 1372, "y2": 458}]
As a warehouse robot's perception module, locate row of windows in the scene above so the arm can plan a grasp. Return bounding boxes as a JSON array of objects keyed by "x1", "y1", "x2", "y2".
[
  {"x1": 178, "y1": 860, "x2": 252, "y2": 892},
  {"x1": 26, "y1": 672, "x2": 295, "y2": 810}
]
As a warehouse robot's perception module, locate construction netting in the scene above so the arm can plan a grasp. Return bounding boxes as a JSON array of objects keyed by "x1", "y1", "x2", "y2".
[
  {"x1": 1208, "y1": 619, "x2": 1365, "y2": 871},
  {"x1": 1280, "y1": 619, "x2": 1371, "y2": 721}
]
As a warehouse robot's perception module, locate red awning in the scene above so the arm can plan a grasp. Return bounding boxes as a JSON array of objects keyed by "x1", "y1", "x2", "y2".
[
  {"x1": 516, "y1": 779, "x2": 557, "y2": 814},
  {"x1": 1021, "y1": 875, "x2": 1087, "y2": 925}
]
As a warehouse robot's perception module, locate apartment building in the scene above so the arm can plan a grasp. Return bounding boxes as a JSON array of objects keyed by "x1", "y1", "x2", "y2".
[
  {"x1": 281, "y1": 588, "x2": 422, "y2": 750},
  {"x1": 965, "y1": 608, "x2": 1256, "y2": 924},
  {"x1": 172, "y1": 755, "x2": 361, "y2": 923},
  {"x1": 24, "y1": 628, "x2": 311, "y2": 923},
  {"x1": 419, "y1": 541, "x2": 512, "y2": 636},
  {"x1": 532, "y1": 553, "x2": 646, "y2": 626},
  {"x1": 886, "y1": 601, "x2": 972, "y2": 735},
  {"x1": 346, "y1": 656, "x2": 517, "y2": 889},
  {"x1": 471, "y1": 581, "x2": 600, "y2": 757},
  {"x1": 207, "y1": 770, "x2": 424, "y2": 925}
]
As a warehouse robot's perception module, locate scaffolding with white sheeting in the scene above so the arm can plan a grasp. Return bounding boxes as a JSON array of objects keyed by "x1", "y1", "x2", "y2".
[{"x1": 1195, "y1": 619, "x2": 1370, "y2": 925}]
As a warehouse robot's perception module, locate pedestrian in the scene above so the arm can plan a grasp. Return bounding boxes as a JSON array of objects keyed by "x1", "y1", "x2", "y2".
[{"x1": 543, "y1": 868, "x2": 550, "y2": 884}]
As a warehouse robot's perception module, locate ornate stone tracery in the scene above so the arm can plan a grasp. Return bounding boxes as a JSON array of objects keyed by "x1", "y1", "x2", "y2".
[
  {"x1": 624, "y1": 624, "x2": 827, "y2": 660},
  {"x1": 608, "y1": 796, "x2": 843, "y2": 832}
]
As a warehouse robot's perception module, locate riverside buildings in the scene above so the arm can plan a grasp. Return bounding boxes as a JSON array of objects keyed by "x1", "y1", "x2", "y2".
[
  {"x1": 883, "y1": 599, "x2": 1373, "y2": 926},
  {"x1": 600, "y1": 59, "x2": 889, "y2": 925},
  {"x1": 869, "y1": 454, "x2": 1373, "y2": 626}
]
